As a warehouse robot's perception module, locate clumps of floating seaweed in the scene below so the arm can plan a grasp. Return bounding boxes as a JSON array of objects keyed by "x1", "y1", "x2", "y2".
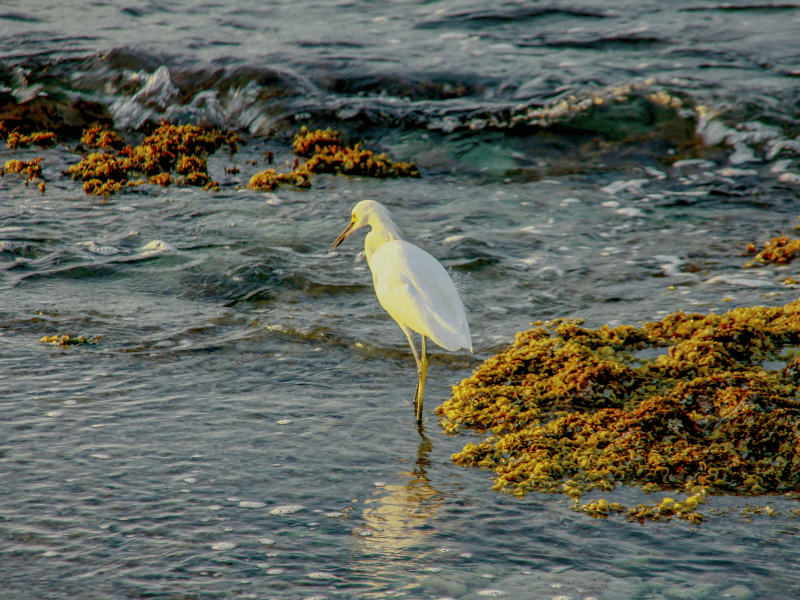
[
  {"x1": 2, "y1": 158, "x2": 46, "y2": 192},
  {"x1": 577, "y1": 488, "x2": 709, "y2": 524},
  {"x1": 247, "y1": 126, "x2": 419, "y2": 192},
  {"x1": 0, "y1": 120, "x2": 56, "y2": 150},
  {"x1": 40, "y1": 334, "x2": 103, "y2": 348},
  {"x1": 437, "y1": 301, "x2": 800, "y2": 523},
  {"x1": 65, "y1": 120, "x2": 240, "y2": 196},
  {"x1": 0, "y1": 121, "x2": 53, "y2": 192},
  {"x1": 744, "y1": 235, "x2": 800, "y2": 268}
]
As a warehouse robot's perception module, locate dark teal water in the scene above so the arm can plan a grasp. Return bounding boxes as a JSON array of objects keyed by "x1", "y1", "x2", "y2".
[{"x1": 2, "y1": 1, "x2": 800, "y2": 598}]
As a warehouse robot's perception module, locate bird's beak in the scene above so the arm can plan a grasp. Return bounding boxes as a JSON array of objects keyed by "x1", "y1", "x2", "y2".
[{"x1": 332, "y1": 218, "x2": 355, "y2": 249}]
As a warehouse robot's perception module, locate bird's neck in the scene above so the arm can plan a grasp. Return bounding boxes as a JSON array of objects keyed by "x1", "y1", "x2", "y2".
[{"x1": 364, "y1": 215, "x2": 404, "y2": 266}]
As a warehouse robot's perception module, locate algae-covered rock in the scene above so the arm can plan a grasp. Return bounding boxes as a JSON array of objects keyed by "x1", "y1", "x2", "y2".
[
  {"x1": 247, "y1": 126, "x2": 419, "y2": 192},
  {"x1": 744, "y1": 235, "x2": 800, "y2": 268},
  {"x1": 79, "y1": 124, "x2": 125, "y2": 150},
  {"x1": 437, "y1": 302, "x2": 800, "y2": 521},
  {"x1": 292, "y1": 126, "x2": 343, "y2": 157},
  {"x1": 65, "y1": 119, "x2": 235, "y2": 196}
]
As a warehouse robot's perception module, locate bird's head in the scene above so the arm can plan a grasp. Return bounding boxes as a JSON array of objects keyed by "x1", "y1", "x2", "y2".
[{"x1": 331, "y1": 200, "x2": 388, "y2": 249}]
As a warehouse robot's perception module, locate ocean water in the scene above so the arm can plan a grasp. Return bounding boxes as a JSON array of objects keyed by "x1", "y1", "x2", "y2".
[{"x1": 2, "y1": 1, "x2": 800, "y2": 598}]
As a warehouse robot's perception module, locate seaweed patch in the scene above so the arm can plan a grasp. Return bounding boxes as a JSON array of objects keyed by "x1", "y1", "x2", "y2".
[
  {"x1": 40, "y1": 334, "x2": 103, "y2": 348},
  {"x1": 79, "y1": 124, "x2": 125, "y2": 150},
  {"x1": 65, "y1": 119, "x2": 239, "y2": 196},
  {"x1": 1, "y1": 120, "x2": 56, "y2": 150},
  {"x1": 437, "y1": 302, "x2": 800, "y2": 523},
  {"x1": 247, "y1": 126, "x2": 419, "y2": 192},
  {"x1": 2, "y1": 158, "x2": 45, "y2": 190},
  {"x1": 744, "y1": 235, "x2": 800, "y2": 268}
]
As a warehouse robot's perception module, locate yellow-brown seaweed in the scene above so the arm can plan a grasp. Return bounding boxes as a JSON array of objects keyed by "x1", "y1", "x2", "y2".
[
  {"x1": 744, "y1": 236, "x2": 800, "y2": 267},
  {"x1": 248, "y1": 126, "x2": 419, "y2": 192},
  {"x1": 3, "y1": 158, "x2": 44, "y2": 185},
  {"x1": 80, "y1": 124, "x2": 125, "y2": 150},
  {"x1": 40, "y1": 334, "x2": 103, "y2": 348},
  {"x1": 292, "y1": 126, "x2": 343, "y2": 157},
  {"x1": 65, "y1": 120, "x2": 239, "y2": 196},
  {"x1": 437, "y1": 302, "x2": 800, "y2": 521},
  {"x1": 148, "y1": 172, "x2": 174, "y2": 186},
  {"x1": 1, "y1": 121, "x2": 56, "y2": 149},
  {"x1": 303, "y1": 143, "x2": 419, "y2": 178}
]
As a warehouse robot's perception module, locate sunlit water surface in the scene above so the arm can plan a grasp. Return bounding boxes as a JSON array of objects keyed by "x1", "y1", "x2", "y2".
[{"x1": 2, "y1": 1, "x2": 800, "y2": 598}]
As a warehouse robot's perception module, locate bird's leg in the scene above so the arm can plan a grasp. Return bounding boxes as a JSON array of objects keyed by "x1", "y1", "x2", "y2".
[
  {"x1": 401, "y1": 325, "x2": 427, "y2": 424},
  {"x1": 415, "y1": 335, "x2": 428, "y2": 424}
]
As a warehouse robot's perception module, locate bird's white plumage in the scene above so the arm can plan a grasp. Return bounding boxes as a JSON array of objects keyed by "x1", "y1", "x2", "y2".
[
  {"x1": 371, "y1": 240, "x2": 470, "y2": 352},
  {"x1": 332, "y1": 199, "x2": 472, "y2": 423}
]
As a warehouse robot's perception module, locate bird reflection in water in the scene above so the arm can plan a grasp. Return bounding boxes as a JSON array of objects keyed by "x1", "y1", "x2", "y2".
[{"x1": 350, "y1": 424, "x2": 448, "y2": 592}]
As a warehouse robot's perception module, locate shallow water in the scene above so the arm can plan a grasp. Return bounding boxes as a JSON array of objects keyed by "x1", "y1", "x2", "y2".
[{"x1": 2, "y1": 1, "x2": 800, "y2": 599}]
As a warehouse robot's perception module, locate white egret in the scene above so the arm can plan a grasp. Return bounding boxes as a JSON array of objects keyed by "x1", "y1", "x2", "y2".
[{"x1": 332, "y1": 200, "x2": 472, "y2": 424}]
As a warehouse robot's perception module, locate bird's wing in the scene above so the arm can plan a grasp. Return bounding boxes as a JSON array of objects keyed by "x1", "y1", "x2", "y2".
[{"x1": 371, "y1": 241, "x2": 471, "y2": 351}]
